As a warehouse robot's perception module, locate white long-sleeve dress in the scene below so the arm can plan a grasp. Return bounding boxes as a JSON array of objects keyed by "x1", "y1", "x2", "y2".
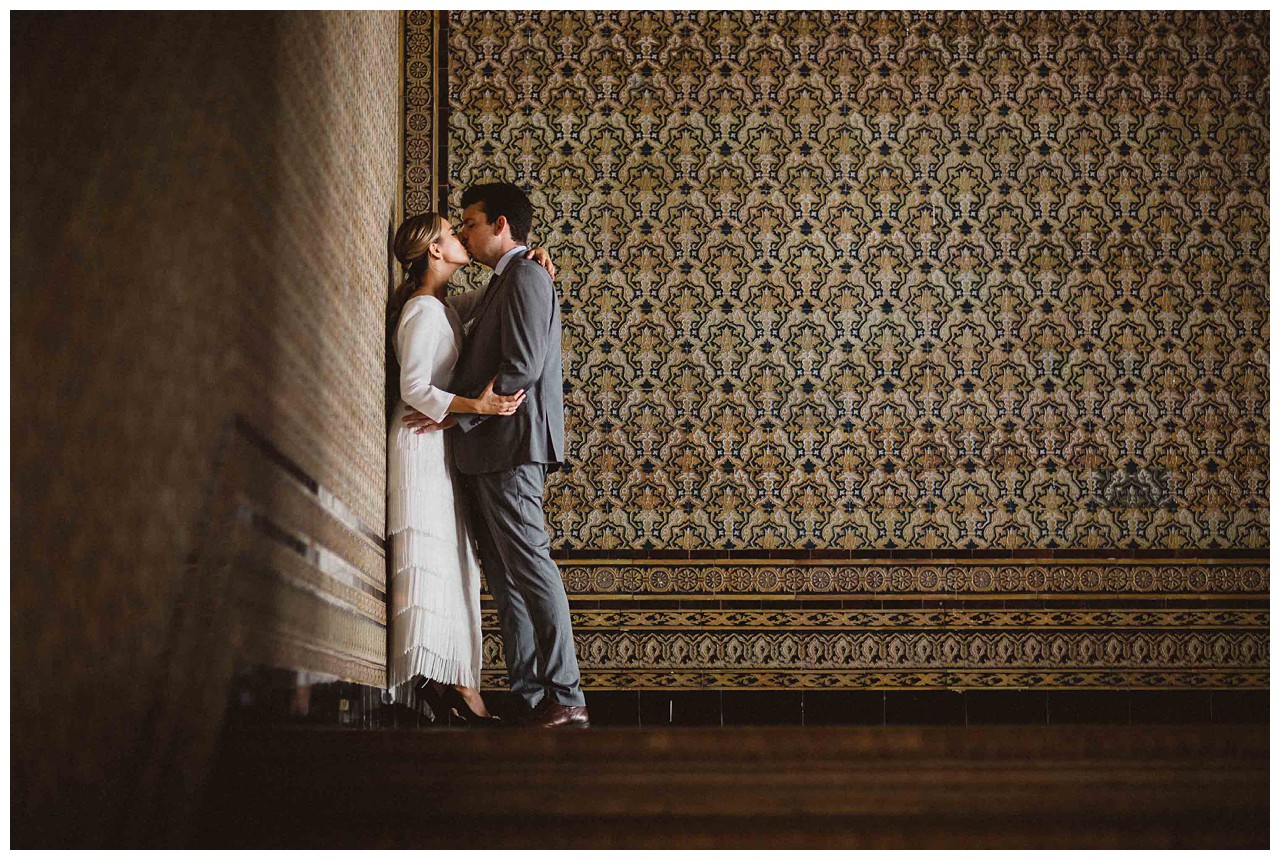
[{"x1": 387, "y1": 293, "x2": 483, "y2": 703}]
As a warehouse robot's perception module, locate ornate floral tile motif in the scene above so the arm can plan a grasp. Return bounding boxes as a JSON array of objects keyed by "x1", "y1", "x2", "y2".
[{"x1": 405, "y1": 11, "x2": 1269, "y2": 689}]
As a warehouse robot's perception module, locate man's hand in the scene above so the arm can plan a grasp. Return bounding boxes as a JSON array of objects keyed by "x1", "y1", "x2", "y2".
[{"x1": 403, "y1": 409, "x2": 459, "y2": 434}]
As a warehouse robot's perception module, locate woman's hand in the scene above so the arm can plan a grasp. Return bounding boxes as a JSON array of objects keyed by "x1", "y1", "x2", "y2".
[
  {"x1": 404, "y1": 410, "x2": 457, "y2": 434},
  {"x1": 525, "y1": 247, "x2": 557, "y2": 280},
  {"x1": 472, "y1": 377, "x2": 526, "y2": 415}
]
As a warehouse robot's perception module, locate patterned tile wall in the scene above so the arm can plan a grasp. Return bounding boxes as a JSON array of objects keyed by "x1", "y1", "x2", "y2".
[
  {"x1": 406, "y1": 11, "x2": 1269, "y2": 690},
  {"x1": 445, "y1": 10, "x2": 1268, "y2": 552}
]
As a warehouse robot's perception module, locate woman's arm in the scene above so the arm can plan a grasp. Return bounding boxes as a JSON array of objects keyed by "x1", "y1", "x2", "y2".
[
  {"x1": 401, "y1": 378, "x2": 524, "y2": 434},
  {"x1": 524, "y1": 246, "x2": 556, "y2": 279},
  {"x1": 397, "y1": 305, "x2": 524, "y2": 432},
  {"x1": 448, "y1": 378, "x2": 525, "y2": 415},
  {"x1": 397, "y1": 305, "x2": 455, "y2": 423}
]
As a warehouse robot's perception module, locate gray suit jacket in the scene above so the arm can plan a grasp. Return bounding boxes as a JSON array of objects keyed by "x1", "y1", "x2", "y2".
[{"x1": 450, "y1": 257, "x2": 565, "y2": 475}]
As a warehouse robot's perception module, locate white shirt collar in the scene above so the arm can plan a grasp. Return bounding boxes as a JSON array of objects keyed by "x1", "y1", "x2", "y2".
[{"x1": 493, "y1": 244, "x2": 529, "y2": 277}]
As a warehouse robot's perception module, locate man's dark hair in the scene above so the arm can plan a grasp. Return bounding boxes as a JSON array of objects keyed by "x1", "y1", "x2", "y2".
[{"x1": 460, "y1": 182, "x2": 534, "y2": 243}]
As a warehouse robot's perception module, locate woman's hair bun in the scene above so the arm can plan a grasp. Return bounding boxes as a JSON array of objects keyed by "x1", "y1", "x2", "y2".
[{"x1": 393, "y1": 213, "x2": 443, "y2": 269}]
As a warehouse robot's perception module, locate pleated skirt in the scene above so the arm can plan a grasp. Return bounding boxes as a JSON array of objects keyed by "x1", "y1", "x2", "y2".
[{"x1": 386, "y1": 417, "x2": 483, "y2": 704}]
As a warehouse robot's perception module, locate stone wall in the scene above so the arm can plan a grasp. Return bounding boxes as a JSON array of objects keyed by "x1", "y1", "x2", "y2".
[{"x1": 12, "y1": 11, "x2": 399, "y2": 844}]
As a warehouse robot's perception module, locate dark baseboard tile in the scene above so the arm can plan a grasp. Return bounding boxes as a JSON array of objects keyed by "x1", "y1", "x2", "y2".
[
  {"x1": 1128, "y1": 690, "x2": 1214, "y2": 724},
  {"x1": 965, "y1": 690, "x2": 1049, "y2": 725},
  {"x1": 722, "y1": 691, "x2": 803, "y2": 725},
  {"x1": 1210, "y1": 690, "x2": 1269, "y2": 724},
  {"x1": 1047, "y1": 691, "x2": 1133, "y2": 724},
  {"x1": 582, "y1": 690, "x2": 640, "y2": 727},
  {"x1": 802, "y1": 691, "x2": 886, "y2": 726},
  {"x1": 884, "y1": 690, "x2": 967, "y2": 725},
  {"x1": 638, "y1": 690, "x2": 724, "y2": 727}
]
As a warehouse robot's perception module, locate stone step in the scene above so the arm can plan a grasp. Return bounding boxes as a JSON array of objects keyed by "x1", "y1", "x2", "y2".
[{"x1": 196, "y1": 725, "x2": 1268, "y2": 848}]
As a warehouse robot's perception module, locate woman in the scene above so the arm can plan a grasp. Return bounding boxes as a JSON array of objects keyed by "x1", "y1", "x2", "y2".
[{"x1": 387, "y1": 212, "x2": 554, "y2": 725}]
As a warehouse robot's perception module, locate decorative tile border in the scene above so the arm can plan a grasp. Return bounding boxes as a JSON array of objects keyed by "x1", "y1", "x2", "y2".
[
  {"x1": 556, "y1": 562, "x2": 1268, "y2": 596},
  {"x1": 477, "y1": 604, "x2": 1266, "y2": 689},
  {"x1": 543, "y1": 608, "x2": 1269, "y2": 630},
  {"x1": 544, "y1": 670, "x2": 1269, "y2": 691},
  {"x1": 403, "y1": 10, "x2": 446, "y2": 217},
  {"x1": 548, "y1": 629, "x2": 1266, "y2": 670},
  {"x1": 487, "y1": 556, "x2": 1269, "y2": 690}
]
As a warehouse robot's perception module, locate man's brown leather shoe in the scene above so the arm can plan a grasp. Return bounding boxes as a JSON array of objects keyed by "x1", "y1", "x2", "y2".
[{"x1": 529, "y1": 702, "x2": 590, "y2": 728}]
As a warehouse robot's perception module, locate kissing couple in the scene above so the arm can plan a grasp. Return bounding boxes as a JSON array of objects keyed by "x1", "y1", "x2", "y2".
[{"x1": 387, "y1": 182, "x2": 587, "y2": 728}]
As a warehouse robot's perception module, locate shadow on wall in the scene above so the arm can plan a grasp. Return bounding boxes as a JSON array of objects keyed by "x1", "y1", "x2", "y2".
[{"x1": 11, "y1": 11, "x2": 397, "y2": 847}]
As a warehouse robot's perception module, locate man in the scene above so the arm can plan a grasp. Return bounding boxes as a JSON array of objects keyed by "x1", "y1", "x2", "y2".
[{"x1": 405, "y1": 182, "x2": 588, "y2": 728}]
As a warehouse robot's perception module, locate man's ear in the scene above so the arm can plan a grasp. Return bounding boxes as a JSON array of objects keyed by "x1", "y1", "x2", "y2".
[{"x1": 493, "y1": 214, "x2": 509, "y2": 238}]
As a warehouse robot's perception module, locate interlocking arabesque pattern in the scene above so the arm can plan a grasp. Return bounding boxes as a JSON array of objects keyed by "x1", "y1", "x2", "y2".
[{"x1": 447, "y1": 11, "x2": 1268, "y2": 552}]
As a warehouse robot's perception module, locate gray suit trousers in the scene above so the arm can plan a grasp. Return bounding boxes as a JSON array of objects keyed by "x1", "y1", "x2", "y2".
[{"x1": 464, "y1": 464, "x2": 584, "y2": 708}]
